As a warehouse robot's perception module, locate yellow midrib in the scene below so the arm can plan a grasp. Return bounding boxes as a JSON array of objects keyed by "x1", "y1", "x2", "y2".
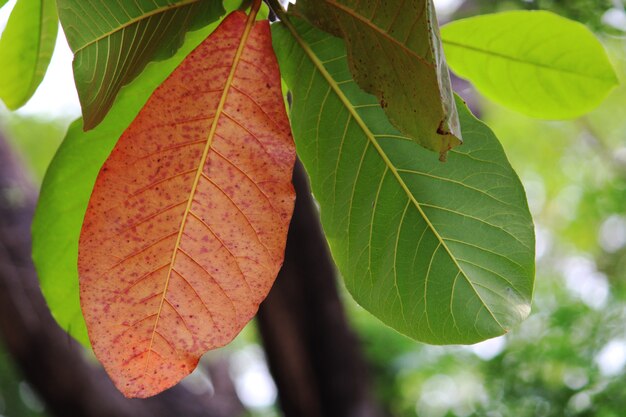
[
  {"x1": 279, "y1": 14, "x2": 506, "y2": 332},
  {"x1": 144, "y1": 4, "x2": 261, "y2": 375}
]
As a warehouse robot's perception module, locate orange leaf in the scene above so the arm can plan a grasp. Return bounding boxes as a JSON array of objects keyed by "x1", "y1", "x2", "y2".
[{"x1": 78, "y1": 9, "x2": 295, "y2": 398}]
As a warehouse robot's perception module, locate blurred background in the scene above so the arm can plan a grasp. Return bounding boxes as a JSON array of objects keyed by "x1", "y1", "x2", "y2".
[{"x1": 1, "y1": 0, "x2": 626, "y2": 416}]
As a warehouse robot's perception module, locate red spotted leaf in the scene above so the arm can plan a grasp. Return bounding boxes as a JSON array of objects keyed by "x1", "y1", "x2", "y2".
[{"x1": 78, "y1": 9, "x2": 295, "y2": 398}]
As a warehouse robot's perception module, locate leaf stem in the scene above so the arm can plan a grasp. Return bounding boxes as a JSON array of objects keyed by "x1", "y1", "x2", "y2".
[{"x1": 264, "y1": 0, "x2": 288, "y2": 20}]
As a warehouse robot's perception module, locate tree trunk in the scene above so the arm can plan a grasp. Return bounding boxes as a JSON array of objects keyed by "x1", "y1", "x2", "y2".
[{"x1": 257, "y1": 161, "x2": 385, "y2": 417}]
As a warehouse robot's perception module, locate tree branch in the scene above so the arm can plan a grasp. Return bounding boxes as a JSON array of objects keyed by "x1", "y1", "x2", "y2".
[{"x1": 257, "y1": 161, "x2": 386, "y2": 417}]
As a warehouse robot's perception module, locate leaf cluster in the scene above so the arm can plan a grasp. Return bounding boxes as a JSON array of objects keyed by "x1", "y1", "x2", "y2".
[{"x1": 0, "y1": 0, "x2": 618, "y2": 399}]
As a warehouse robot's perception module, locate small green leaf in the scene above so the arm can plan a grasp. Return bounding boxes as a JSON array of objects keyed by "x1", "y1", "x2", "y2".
[
  {"x1": 441, "y1": 11, "x2": 619, "y2": 119},
  {"x1": 57, "y1": 0, "x2": 224, "y2": 130},
  {"x1": 273, "y1": 17, "x2": 535, "y2": 344},
  {"x1": 32, "y1": 20, "x2": 225, "y2": 348},
  {"x1": 292, "y1": 0, "x2": 462, "y2": 156},
  {"x1": 0, "y1": 0, "x2": 57, "y2": 110}
]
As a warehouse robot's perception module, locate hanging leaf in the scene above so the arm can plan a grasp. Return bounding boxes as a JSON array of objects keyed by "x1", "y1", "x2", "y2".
[
  {"x1": 57, "y1": 0, "x2": 224, "y2": 130},
  {"x1": 272, "y1": 16, "x2": 535, "y2": 345},
  {"x1": 0, "y1": 0, "x2": 57, "y2": 109},
  {"x1": 78, "y1": 9, "x2": 295, "y2": 397},
  {"x1": 292, "y1": 0, "x2": 461, "y2": 156},
  {"x1": 32, "y1": 18, "x2": 228, "y2": 349},
  {"x1": 441, "y1": 11, "x2": 619, "y2": 119}
]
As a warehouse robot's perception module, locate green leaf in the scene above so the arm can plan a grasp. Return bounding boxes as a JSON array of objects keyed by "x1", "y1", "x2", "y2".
[
  {"x1": 0, "y1": 0, "x2": 11, "y2": 9},
  {"x1": 57, "y1": 0, "x2": 224, "y2": 130},
  {"x1": 32, "y1": 19, "x2": 226, "y2": 348},
  {"x1": 291, "y1": 0, "x2": 461, "y2": 156},
  {"x1": 441, "y1": 11, "x2": 619, "y2": 119},
  {"x1": 272, "y1": 17, "x2": 535, "y2": 344},
  {"x1": 0, "y1": 0, "x2": 57, "y2": 109}
]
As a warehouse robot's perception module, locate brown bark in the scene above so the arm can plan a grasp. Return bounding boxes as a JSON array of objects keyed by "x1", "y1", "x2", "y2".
[
  {"x1": 0, "y1": 134, "x2": 243, "y2": 417},
  {"x1": 257, "y1": 161, "x2": 385, "y2": 417}
]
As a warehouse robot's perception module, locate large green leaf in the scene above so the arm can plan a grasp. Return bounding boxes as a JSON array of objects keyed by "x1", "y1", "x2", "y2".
[
  {"x1": 57, "y1": 0, "x2": 224, "y2": 130},
  {"x1": 272, "y1": 17, "x2": 535, "y2": 344},
  {"x1": 441, "y1": 11, "x2": 618, "y2": 119},
  {"x1": 0, "y1": 0, "x2": 57, "y2": 109},
  {"x1": 291, "y1": 0, "x2": 461, "y2": 157},
  {"x1": 32, "y1": 20, "x2": 225, "y2": 348}
]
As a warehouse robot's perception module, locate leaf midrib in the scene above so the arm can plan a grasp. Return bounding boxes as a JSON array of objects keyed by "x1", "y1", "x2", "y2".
[
  {"x1": 144, "y1": 8, "x2": 260, "y2": 373},
  {"x1": 73, "y1": 0, "x2": 200, "y2": 52},
  {"x1": 442, "y1": 38, "x2": 617, "y2": 82},
  {"x1": 280, "y1": 17, "x2": 506, "y2": 331}
]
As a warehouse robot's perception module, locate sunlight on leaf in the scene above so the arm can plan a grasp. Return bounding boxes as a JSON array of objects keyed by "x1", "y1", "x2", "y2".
[
  {"x1": 441, "y1": 11, "x2": 619, "y2": 119},
  {"x1": 0, "y1": 0, "x2": 57, "y2": 109}
]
